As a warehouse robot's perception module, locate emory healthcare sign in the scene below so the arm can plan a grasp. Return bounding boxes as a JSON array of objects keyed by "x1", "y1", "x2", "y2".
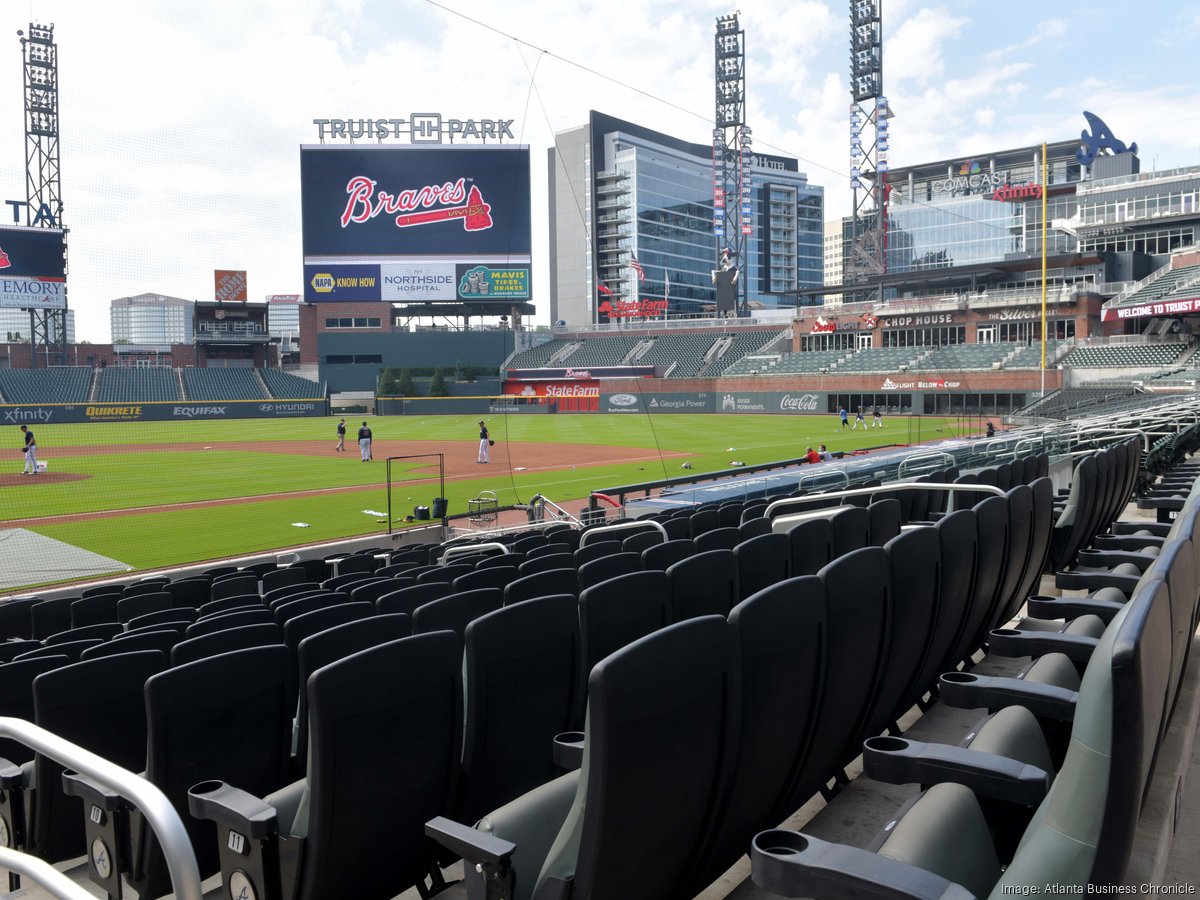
[{"x1": 0, "y1": 226, "x2": 66, "y2": 310}]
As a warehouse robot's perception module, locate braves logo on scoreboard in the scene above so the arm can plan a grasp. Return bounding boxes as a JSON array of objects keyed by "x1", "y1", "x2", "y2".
[
  {"x1": 340, "y1": 176, "x2": 493, "y2": 233},
  {"x1": 300, "y1": 147, "x2": 530, "y2": 258}
]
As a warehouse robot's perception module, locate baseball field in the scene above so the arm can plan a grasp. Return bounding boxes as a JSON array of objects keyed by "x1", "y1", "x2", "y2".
[{"x1": 0, "y1": 412, "x2": 978, "y2": 592}]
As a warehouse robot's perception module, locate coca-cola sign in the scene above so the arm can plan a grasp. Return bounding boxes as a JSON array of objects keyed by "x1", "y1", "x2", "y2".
[{"x1": 780, "y1": 393, "x2": 820, "y2": 412}]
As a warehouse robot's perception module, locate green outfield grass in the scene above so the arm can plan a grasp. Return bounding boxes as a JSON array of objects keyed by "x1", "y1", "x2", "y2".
[{"x1": 1, "y1": 412, "x2": 980, "y2": 589}]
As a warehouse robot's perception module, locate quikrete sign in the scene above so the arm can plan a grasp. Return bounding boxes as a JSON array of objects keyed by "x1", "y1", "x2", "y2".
[{"x1": 313, "y1": 116, "x2": 515, "y2": 144}]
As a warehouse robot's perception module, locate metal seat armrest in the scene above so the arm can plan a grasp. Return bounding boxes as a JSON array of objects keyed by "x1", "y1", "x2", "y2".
[
  {"x1": 1074, "y1": 549, "x2": 1154, "y2": 571},
  {"x1": 62, "y1": 770, "x2": 129, "y2": 898},
  {"x1": 1026, "y1": 596, "x2": 1123, "y2": 624},
  {"x1": 1053, "y1": 569, "x2": 1141, "y2": 595},
  {"x1": 751, "y1": 830, "x2": 975, "y2": 900},
  {"x1": 987, "y1": 628, "x2": 1098, "y2": 663},
  {"x1": 426, "y1": 816, "x2": 516, "y2": 900},
  {"x1": 187, "y1": 780, "x2": 278, "y2": 841},
  {"x1": 186, "y1": 781, "x2": 284, "y2": 900},
  {"x1": 1112, "y1": 521, "x2": 1171, "y2": 537},
  {"x1": 62, "y1": 770, "x2": 123, "y2": 810},
  {"x1": 862, "y1": 737, "x2": 1050, "y2": 807},
  {"x1": 1093, "y1": 534, "x2": 1165, "y2": 550},
  {"x1": 0, "y1": 759, "x2": 23, "y2": 791},
  {"x1": 938, "y1": 672, "x2": 1077, "y2": 721}
]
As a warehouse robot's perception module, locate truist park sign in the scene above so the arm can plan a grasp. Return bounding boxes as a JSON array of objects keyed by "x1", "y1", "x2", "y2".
[
  {"x1": 300, "y1": 145, "x2": 532, "y2": 303},
  {"x1": 313, "y1": 115, "x2": 515, "y2": 144}
]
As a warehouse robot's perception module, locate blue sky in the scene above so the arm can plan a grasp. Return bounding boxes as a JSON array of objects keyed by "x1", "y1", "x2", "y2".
[{"x1": 0, "y1": 0, "x2": 1197, "y2": 341}]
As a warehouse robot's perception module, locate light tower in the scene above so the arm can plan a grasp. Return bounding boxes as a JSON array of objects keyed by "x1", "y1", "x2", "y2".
[
  {"x1": 18, "y1": 22, "x2": 67, "y2": 366},
  {"x1": 847, "y1": 0, "x2": 888, "y2": 295},
  {"x1": 713, "y1": 12, "x2": 751, "y2": 316}
]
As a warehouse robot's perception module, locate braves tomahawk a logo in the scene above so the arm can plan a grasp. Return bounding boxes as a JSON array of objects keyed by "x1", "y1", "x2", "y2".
[
  {"x1": 340, "y1": 176, "x2": 493, "y2": 232},
  {"x1": 1076, "y1": 111, "x2": 1137, "y2": 167},
  {"x1": 0, "y1": 247, "x2": 10, "y2": 268}
]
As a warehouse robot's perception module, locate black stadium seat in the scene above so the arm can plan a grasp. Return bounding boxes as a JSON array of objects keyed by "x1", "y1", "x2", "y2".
[
  {"x1": 668, "y1": 549, "x2": 737, "y2": 620},
  {"x1": 132, "y1": 645, "x2": 292, "y2": 897},
  {"x1": 291, "y1": 613, "x2": 414, "y2": 774},
  {"x1": 430, "y1": 616, "x2": 736, "y2": 899},
  {"x1": 170, "y1": 622, "x2": 281, "y2": 666},
  {"x1": 378, "y1": 582, "x2": 454, "y2": 617},
  {"x1": 81, "y1": 629, "x2": 179, "y2": 660},
  {"x1": 504, "y1": 569, "x2": 579, "y2": 606},
  {"x1": 184, "y1": 606, "x2": 274, "y2": 638},
  {"x1": 412, "y1": 588, "x2": 503, "y2": 639},
  {"x1": 69, "y1": 593, "x2": 120, "y2": 628},
  {"x1": 190, "y1": 632, "x2": 463, "y2": 900},
  {"x1": 19, "y1": 650, "x2": 167, "y2": 863},
  {"x1": 456, "y1": 594, "x2": 582, "y2": 824},
  {"x1": 733, "y1": 532, "x2": 789, "y2": 601},
  {"x1": 578, "y1": 572, "x2": 671, "y2": 695}
]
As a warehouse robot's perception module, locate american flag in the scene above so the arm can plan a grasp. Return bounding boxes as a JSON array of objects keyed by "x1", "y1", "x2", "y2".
[{"x1": 630, "y1": 255, "x2": 645, "y2": 283}]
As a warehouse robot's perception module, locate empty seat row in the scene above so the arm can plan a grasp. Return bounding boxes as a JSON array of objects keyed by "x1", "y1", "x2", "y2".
[{"x1": 748, "y1": 463, "x2": 1200, "y2": 899}]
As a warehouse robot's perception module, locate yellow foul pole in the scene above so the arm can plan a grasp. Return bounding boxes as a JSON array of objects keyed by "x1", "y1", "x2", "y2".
[{"x1": 1041, "y1": 142, "x2": 1048, "y2": 392}]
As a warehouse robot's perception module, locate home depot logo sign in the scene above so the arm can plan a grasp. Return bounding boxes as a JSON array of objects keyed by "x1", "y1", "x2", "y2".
[{"x1": 214, "y1": 270, "x2": 248, "y2": 303}]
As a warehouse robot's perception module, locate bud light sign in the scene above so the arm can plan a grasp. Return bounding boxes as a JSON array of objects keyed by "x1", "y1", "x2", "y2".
[{"x1": 300, "y1": 146, "x2": 531, "y2": 258}]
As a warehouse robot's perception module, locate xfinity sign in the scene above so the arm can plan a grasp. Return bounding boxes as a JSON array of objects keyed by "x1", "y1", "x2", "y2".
[{"x1": 313, "y1": 116, "x2": 516, "y2": 144}]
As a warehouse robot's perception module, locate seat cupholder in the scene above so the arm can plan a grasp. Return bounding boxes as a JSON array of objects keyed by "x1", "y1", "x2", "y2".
[
  {"x1": 941, "y1": 672, "x2": 977, "y2": 684},
  {"x1": 753, "y1": 829, "x2": 808, "y2": 857},
  {"x1": 864, "y1": 736, "x2": 909, "y2": 753}
]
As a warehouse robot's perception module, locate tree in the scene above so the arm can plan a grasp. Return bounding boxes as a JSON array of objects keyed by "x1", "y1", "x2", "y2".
[
  {"x1": 453, "y1": 358, "x2": 465, "y2": 382},
  {"x1": 396, "y1": 368, "x2": 417, "y2": 396},
  {"x1": 428, "y1": 368, "x2": 449, "y2": 397},
  {"x1": 377, "y1": 368, "x2": 399, "y2": 396}
]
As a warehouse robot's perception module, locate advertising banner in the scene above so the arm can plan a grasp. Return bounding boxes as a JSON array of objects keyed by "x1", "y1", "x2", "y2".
[
  {"x1": 304, "y1": 264, "x2": 383, "y2": 302},
  {"x1": 456, "y1": 264, "x2": 530, "y2": 301},
  {"x1": 214, "y1": 270, "x2": 248, "y2": 303},
  {"x1": 600, "y1": 391, "x2": 827, "y2": 414},
  {"x1": 507, "y1": 365, "x2": 655, "y2": 381},
  {"x1": 300, "y1": 146, "x2": 532, "y2": 258},
  {"x1": 381, "y1": 262, "x2": 457, "y2": 301},
  {"x1": 0, "y1": 400, "x2": 325, "y2": 425},
  {"x1": 0, "y1": 226, "x2": 66, "y2": 310},
  {"x1": 1101, "y1": 297, "x2": 1200, "y2": 322}
]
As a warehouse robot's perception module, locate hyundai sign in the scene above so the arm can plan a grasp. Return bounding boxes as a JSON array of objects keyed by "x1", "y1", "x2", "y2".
[
  {"x1": 0, "y1": 226, "x2": 66, "y2": 310},
  {"x1": 300, "y1": 145, "x2": 531, "y2": 259}
]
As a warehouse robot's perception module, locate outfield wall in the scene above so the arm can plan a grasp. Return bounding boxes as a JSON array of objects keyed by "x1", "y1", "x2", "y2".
[
  {"x1": 377, "y1": 396, "x2": 550, "y2": 416},
  {"x1": 0, "y1": 398, "x2": 327, "y2": 425}
]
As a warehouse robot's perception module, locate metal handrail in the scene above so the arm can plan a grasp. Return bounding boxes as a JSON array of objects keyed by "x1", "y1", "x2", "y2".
[
  {"x1": 579, "y1": 519, "x2": 667, "y2": 548},
  {"x1": 897, "y1": 450, "x2": 956, "y2": 479},
  {"x1": 440, "y1": 542, "x2": 509, "y2": 564},
  {"x1": 798, "y1": 469, "x2": 849, "y2": 493},
  {"x1": 0, "y1": 847, "x2": 95, "y2": 900},
  {"x1": 765, "y1": 482, "x2": 1006, "y2": 520},
  {"x1": 1068, "y1": 427, "x2": 1149, "y2": 454},
  {"x1": 0, "y1": 717, "x2": 202, "y2": 900}
]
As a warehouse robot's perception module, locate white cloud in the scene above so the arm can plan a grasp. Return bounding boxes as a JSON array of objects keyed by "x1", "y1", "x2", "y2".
[
  {"x1": 884, "y1": 7, "x2": 969, "y2": 88},
  {"x1": 986, "y1": 18, "x2": 1068, "y2": 59},
  {"x1": 0, "y1": 0, "x2": 1196, "y2": 341}
]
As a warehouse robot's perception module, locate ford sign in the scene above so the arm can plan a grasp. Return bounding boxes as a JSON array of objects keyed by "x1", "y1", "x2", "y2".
[{"x1": 608, "y1": 394, "x2": 638, "y2": 407}]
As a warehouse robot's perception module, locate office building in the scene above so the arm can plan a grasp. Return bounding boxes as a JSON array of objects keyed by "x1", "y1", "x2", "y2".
[
  {"x1": 548, "y1": 111, "x2": 823, "y2": 326},
  {"x1": 110, "y1": 293, "x2": 194, "y2": 349}
]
